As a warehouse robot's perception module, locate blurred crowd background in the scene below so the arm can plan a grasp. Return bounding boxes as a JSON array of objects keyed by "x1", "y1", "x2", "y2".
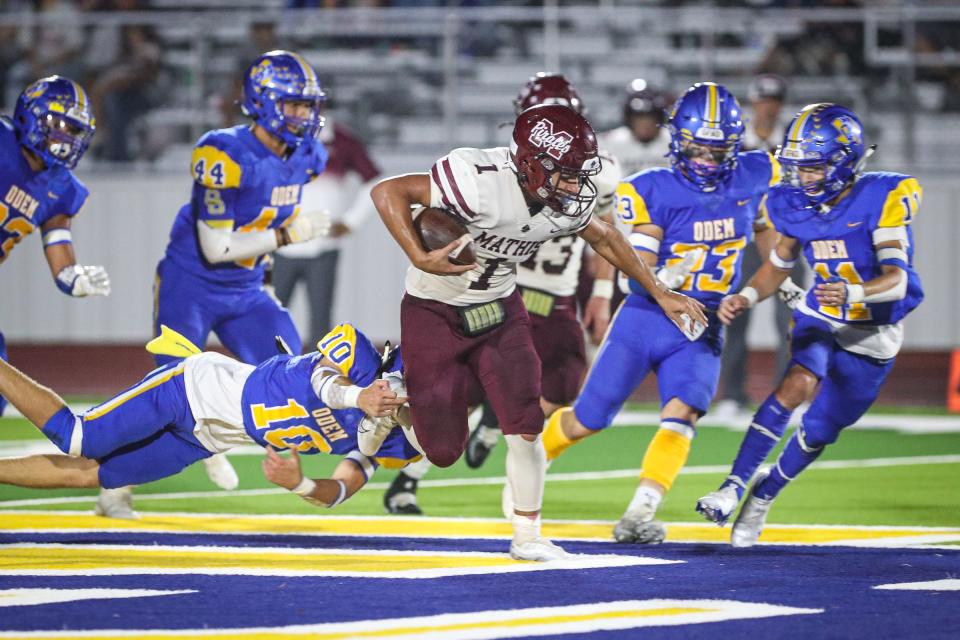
[{"x1": 1, "y1": 1, "x2": 958, "y2": 170}]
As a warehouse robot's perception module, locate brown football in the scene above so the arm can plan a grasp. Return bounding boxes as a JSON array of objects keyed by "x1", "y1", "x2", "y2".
[{"x1": 413, "y1": 207, "x2": 477, "y2": 266}]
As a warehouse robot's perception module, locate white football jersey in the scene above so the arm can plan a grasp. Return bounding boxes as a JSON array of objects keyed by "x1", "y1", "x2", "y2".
[
  {"x1": 517, "y1": 150, "x2": 621, "y2": 296},
  {"x1": 407, "y1": 146, "x2": 595, "y2": 306},
  {"x1": 598, "y1": 126, "x2": 671, "y2": 178}
]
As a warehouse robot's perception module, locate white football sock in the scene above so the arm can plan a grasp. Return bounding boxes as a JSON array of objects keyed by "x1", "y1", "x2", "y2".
[
  {"x1": 402, "y1": 456, "x2": 433, "y2": 480},
  {"x1": 627, "y1": 484, "x2": 663, "y2": 514},
  {"x1": 504, "y1": 434, "x2": 547, "y2": 513}
]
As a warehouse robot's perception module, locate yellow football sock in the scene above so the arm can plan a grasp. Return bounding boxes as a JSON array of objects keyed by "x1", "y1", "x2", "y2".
[
  {"x1": 639, "y1": 424, "x2": 693, "y2": 491},
  {"x1": 543, "y1": 407, "x2": 577, "y2": 462}
]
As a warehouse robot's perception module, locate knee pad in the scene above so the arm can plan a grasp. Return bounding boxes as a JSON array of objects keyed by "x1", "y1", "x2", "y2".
[
  {"x1": 41, "y1": 406, "x2": 83, "y2": 456},
  {"x1": 798, "y1": 419, "x2": 839, "y2": 451}
]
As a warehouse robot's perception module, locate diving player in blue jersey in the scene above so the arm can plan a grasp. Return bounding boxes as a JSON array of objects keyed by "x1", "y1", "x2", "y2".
[
  {"x1": 0, "y1": 76, "x2": 109, "y2": 417},
  {"x1": 139, "y1": 51, "x2": 331, "y2": 509},
  {"x1": 0, "y1": 322, "x2": 419, "y2": 512},
  {"x1": 154, "y1": 49, "x2": 331, "y2": 366},
  {"x1": 537, "y1": 83, "x2": 781, "y2": 544},
  {"x1": 696, "y1": 103, "x2": 924, "y2": 547}
]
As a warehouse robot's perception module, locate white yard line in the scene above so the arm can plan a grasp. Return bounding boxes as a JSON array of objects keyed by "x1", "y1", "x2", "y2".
[{"x1": 0, "y1": 453, "x2": 958, "y2": 509}]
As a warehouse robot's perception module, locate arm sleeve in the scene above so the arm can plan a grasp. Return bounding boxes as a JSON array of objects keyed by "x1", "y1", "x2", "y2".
[
  {"x1": 429, "y1": 150, "x2": 482, "y2": 220},
  {"x1": 196, "y1": 220, "x2": 278, "y2": 263}
]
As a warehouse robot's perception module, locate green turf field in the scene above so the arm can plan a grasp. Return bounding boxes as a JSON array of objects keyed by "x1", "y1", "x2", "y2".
[{"x1": 2, "y1": 407, "x2": 958, "y2": 528}]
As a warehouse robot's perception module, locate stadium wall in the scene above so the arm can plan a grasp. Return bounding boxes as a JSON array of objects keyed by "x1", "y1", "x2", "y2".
[{"x1": 1, "y1": 169, "x2": 956, "y2": 349}]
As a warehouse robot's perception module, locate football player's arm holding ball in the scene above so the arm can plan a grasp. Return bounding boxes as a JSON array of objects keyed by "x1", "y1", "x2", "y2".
[
  {"x1": 372, "y1": 173, "x2": 476, "y2": 276},
  {"x1": 579, "y1": 217, "x2": 708, "y2": 330}
]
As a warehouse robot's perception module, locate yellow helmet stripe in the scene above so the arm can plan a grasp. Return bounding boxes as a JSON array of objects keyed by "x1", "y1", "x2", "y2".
[
  {"x1": 288, "y1": 51, "x2": 318, "y2": 87},
  {"x1": 702, "y1": 83, "x2": 719, "y2": 125},
  {"x1": 785, "y1": 104, "x2": 817, "y2": 153},
  {"x1": 70, "y1": 79, "x2": 88, "y2": 111}
]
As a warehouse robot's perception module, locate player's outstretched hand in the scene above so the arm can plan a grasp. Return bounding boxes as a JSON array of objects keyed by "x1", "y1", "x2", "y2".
[
  {"x1": 262, "y1": 446, "x2": 302, "y2": 490},
  {"x1": 582, "y1": 295, "x2": 611, "y2": 345},
  {"x1": 657, "y1": 289, "x2": 708, "y2": 330},
  {"x1": 718, "y1": 294, "x2": 750, "y2": 325},
  {"x1": 814, "y1": 281, "x2": 847, "y2": 307},
  {"x1": 286, "y1": 209, "x2": 331, "y2": 243},
  {"x1": 358, "y1": 379, "x2": 408, "y2": 418},
  {"x1": 58, "y1": 264, "x2": 111, "y2": 297},
  {"x1": 413, "y1": 237, "x2": 477, "y2": 276}
]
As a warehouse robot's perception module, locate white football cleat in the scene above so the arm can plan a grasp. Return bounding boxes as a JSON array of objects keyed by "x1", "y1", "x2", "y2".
[
  {"x1": 202, "y1": 453, "x2": 239, "y2": 491},
  {"x1": 731, "y1": 468, "x2": 775, "y2": 548},
  {"x1": 613, "y1": 490, "x2": 666, "y2": 544},
  {"x1": 95, "y1": 486, "x2": 138, "y2": 520},
  {"x1": 696, "y1": 484, "x2": 740, "y2": 526},
  {"x1": 510, "y1": 537, "x2": 570, "y2": 562}
]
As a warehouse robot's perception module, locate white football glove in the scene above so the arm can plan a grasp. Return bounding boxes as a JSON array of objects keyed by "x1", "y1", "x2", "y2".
[
  {"x1": 777, "y1": 277, "x2": 805, "y2": 310},
  {"x1": 357, "y1": 415, "x2": 398, "y2": 457},
  {"x1": 57, "y1": 264, "x2": 111, "y2": 297},
  {"x1": 286, "y1": 209, "x2": 331, "y2": 244},
  {"x1": 656, "y1": 248, "x2": 704, "y2": 290}
]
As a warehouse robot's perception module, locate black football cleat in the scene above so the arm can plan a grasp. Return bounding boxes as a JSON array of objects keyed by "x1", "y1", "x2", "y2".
[{"x1": 383, "y1": 471, "x2": 423, "y2": 515}]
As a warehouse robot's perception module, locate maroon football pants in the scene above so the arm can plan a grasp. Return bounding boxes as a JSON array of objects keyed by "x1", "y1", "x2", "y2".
[{"x1": 401, "y1": 290, "x2": 543, "y2": 467}]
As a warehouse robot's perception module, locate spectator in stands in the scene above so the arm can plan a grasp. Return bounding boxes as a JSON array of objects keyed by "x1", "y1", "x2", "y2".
[
  {"x1": 27, "y1": 0, "x2": 86, "y2": 81},
  {"x1": 714, "y1": 73, "x2": 802, "y2": 423},
  {"x1": 273, "y1": 117, "x2": 382, "y2": 344},
  {"x1": 219, "y1": 21, "x2": 280, "y2": 127},
  {"x1": 90, "y1": 23, "x2": 161, "y2": 161}
]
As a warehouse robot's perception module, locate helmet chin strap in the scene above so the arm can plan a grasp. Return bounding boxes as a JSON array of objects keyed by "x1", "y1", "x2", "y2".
[{"x1": 853, "y1": 144, "x2": 877, "y2": 174}]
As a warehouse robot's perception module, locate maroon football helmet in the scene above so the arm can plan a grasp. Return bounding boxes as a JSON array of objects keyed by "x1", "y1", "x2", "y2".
[
  {"x1": 513, "y1": 72, "x2": 585, "y2": 116},
  {"x1": 511, "y1": 104, "x2": 601, "y2": 218}
]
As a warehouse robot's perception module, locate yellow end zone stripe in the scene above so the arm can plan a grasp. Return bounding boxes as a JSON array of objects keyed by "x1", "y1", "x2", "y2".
[
  {"x1": 2, "y1": 513, "x2": 958, "y2": 546},
  {"x1": 0, "y1": 546, "x2": 518, "y2": 573}
]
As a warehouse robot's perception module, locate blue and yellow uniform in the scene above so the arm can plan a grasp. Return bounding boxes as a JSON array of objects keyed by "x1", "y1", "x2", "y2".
[
  {"x1": 154, "y1": 125, "x2": 327, "y2": 365},
  {"x1": 40, "y1": 323, "x2": 419, "y2": 490},
  {"x1": 0, "y1": 118, "x2": 89, "y2": 415},
  {"x1": 763, "y1": 172, "x2": 923, "y2": 437},
  {"x1": 575, "y1": 150, "x2": 777, "y2": 429}
]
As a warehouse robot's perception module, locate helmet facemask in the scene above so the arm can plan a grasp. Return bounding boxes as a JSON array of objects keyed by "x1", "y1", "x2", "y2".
[
  {"x1": 674, "y1": 139, "x2": 738, "y2": 190},
  {"x1": 39, "y1": 111, "x2": 94, "y2": 169},
  {"x1": 519, "y1": 152, "x2": 601, "y2": 219}
]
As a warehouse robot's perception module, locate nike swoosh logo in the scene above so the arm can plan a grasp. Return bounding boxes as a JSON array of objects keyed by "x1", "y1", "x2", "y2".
[
  {"x1": 48, "y1": 191, "x2": 59, "y2": 199},
  {"x1": 737, "y1": 199, "x2": 750, "y2": 206},
  {"x1": 847, "y1": 222, "x2": 863, "y2": 228}
]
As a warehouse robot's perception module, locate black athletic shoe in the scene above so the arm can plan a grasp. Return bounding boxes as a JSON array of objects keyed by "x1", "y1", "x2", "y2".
[
  {"x1": 465, "y1": 424, "x2": 500, "y2": 469},
  {"x1": 383, "y1": 471, "x2": 422, "y2": 515}
]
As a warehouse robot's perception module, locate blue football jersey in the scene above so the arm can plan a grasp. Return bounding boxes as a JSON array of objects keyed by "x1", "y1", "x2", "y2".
[
  {"x1": 766, "y1": 172, "x2": 923, "y2": 326},
  {"x1": 615, "y1": 150, "x2": 778, "y2": 310},
  {"x1": 163, "y1": 125, "x2": 328, "y2": 285},
  {"x1": 0, "y1": 118, "x2": 88, "y2": 264},
  {"x1": 239, "y1": 324, "x2": 419, "y2": 469}
]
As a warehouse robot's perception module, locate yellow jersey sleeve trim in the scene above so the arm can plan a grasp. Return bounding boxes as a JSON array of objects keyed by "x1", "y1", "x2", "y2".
[
  {"x1": 879, "y1": 177, "x2": 922, "y2": 227},
  {"x1": 203, "y1": 219, "x2": 234, "y2": 230},
  {"x1": 317, "y1": 322, "x2": 358, "y2": 378},
  {"x1": 191, "y1": 145, "x2": 243, "y2": 189},
  {"x1": 756, "y1": 194, "x2": 772, "y2": 230},
  {"x1": 615, "y1": 182, "x2": 652, "y2": 226},
  {"x1": 768, "y1": 153, "x2": 781, "y2": 187},
  {"x1": 376, "y1": 454, "x2": 424, "y2": 470}
]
